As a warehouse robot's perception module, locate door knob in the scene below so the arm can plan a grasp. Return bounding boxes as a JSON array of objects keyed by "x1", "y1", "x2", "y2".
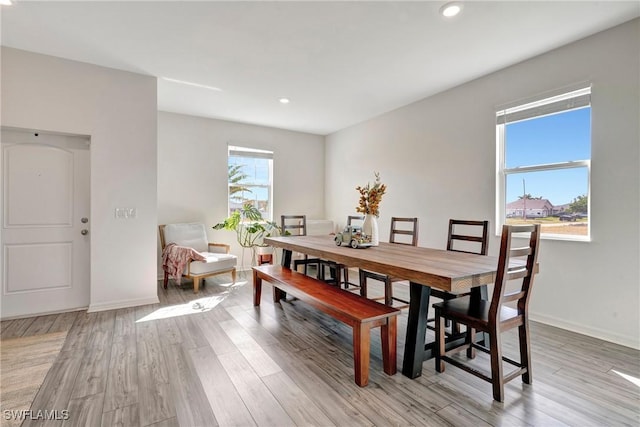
[
  {"x1": 81, "y1": 229, "x2": 88, "y2": 235},
  {"x1": 81, "y1": 217, "x2": 89, "y2": 223}
]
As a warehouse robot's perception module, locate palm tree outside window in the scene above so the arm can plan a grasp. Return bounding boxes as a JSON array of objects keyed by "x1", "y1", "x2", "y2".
[{"x1": 227, "y1": 145, "x2": 274, "y2": 221}]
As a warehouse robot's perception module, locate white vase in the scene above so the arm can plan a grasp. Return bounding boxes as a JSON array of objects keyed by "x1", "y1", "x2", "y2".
[{"x1": 362, "y1": 214, "x2": 379, "y2": 246}]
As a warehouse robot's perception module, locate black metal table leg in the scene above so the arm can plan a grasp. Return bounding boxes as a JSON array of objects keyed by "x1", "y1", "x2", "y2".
[{"x1": 402, "y1": 281, "x2": 430, "y2": 379}]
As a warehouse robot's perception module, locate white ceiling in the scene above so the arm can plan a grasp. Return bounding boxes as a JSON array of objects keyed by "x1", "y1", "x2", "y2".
[{"x1": 2, "y1": 1, "x2": 638, "y2": 135}]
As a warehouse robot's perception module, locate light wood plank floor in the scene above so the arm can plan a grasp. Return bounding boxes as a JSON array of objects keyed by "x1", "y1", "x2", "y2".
[{"x1": 2, "y1": 271, "x2": 639, "y2": 426}]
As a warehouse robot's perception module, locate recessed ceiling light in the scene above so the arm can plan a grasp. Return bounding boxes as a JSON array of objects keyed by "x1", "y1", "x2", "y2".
[
  {"x1": 0, "y1": 0, "x2": 13, "y2": 5},
  {"x1": 162, "y1": 77, "x2": 222, "y2": 92},
  {"x1": 279, "y1": 98, "x2": 290, "y2": 104},
  {"x1": 440, "y1": 2, "x2": 462, "y2": 18}
]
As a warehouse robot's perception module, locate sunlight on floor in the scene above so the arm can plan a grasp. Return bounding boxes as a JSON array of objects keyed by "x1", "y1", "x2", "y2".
[
  {"x1": 136, "y1": 280, "x2": 248, "y2": 323},
  {"x1": 613, "y1": 370, "x2": 640, "y2": 388}
]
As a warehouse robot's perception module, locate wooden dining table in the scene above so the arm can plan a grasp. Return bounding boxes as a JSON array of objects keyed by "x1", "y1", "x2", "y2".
[{"x1": 264, "y1": 234, "x2": 503, "y2": 379}]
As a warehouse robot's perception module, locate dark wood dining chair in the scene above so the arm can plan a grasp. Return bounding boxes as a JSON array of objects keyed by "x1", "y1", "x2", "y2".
[
  {"x1": 434, "y1": 223, "x2": 541, "y2": 402},
  {"x1": 280, "y1": 214, "x2": 307, "y2": 236},
  {"x1": 347, "y1": 215, "x2": 365, "y2": 226},
  {"x1": 318, "y1": 215, "x2": 364, "y2": 287},
  {"x1": 428, "y1": 219, "x2": 489, "y2": 334},
  {"x1": 281, "y1": 215, "x2": 319, "y2": 276},
  {"x1": 447, "y1": 219, "x2": 489, "y2": 255},
  {"x1": 359, "y1": 217, "x2": 418, "y2": 307},
  {"x1": 341, "y1": 215, "x2": 365, "y2": 287}
]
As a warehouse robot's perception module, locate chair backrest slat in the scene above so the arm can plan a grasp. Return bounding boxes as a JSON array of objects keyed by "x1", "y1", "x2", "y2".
[
  {"x1": 510, "y1": 247, "x2": 533, "y2": 257},
  {"x1": 506, "y1": 268, "x2": 529, "y2": 281},
  {"x1": 389, "y1": 217, "x2": 419, "y2": 246},
  {"x1": 503, "y1": 290, "x2": 527, "y2": 303},
  {"x1": 450, "y1": 234, "x2": 485, "y2": 243}
]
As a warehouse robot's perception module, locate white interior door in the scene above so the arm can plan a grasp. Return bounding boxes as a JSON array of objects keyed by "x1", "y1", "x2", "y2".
[{"x1": 1, "y1": 129, "x2": 90, "y2": 319}]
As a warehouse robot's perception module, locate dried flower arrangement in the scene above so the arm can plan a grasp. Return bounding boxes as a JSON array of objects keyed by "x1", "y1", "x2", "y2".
[{"x1": 356, "y1": 172, "x2": 387, "y2": 217}]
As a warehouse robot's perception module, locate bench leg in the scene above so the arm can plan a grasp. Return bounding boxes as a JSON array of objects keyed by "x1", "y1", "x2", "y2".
[
  {"x1": 253, "y1": 270, "x2": 262, "y2": 306},
  {"x1": 381, "y1": 316, "x2": 398, "y2": 376},
  {"x1": 353, "y1": 323, "x2": 371, "y2": 387}
]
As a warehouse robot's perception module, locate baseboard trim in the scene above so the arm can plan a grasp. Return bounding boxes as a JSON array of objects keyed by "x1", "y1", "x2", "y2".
[
  {"x1": 1, "y1": 306, "x2": 88, "y2": 321},
  {"x1": 88, "y1": 296, "x2": 159, "y2": 313},
  {"x1": 530, "y1": 311, "x2": 639, "y2": 350}
]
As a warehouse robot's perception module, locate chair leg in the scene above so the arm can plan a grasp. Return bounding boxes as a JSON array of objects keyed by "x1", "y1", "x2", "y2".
[
  {"x1": 451, "y1": 320, "x2": 461, "y2": 335},
  {"x1": 519, "y1": 322, "x2": 532, "y2": 384},
  {"x1": 489, "y1": 331, "x2": 504, "y2": 402},
  {"x1": 384, "y1": 277, "x2": 393, "y2": 306},
  {"x1": 477, "y1": 285, "x2": 490, "y2": 348},
  {"x1": 334, "y1": 265, "x2": 343, "y2": 288},
  {"x1": 359, "y1": 269, "x2": 368, "y2": 298},
  {"x1": 317, "y1": 263, "x2": 325, "y2": 281},
  {"x1": 328, "y1": 265, "x2": 336, "y2": 283},
  {"x1": 435, "y1": 312, "x2": 445, "y2": 373},
  {"x1": 163, "y1": 271, "x2": 168, "y2": 289},
  {"x1": 467, "y1": 327, "x2": 476, "y2": 359}
]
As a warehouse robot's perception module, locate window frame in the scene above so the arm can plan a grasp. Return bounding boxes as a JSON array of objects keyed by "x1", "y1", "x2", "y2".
[
  {"x1": 227, "y1": 145, "x2": 274, "y2": 221},
  {"x1": 495, "y1": 86, "x2": 592, "y2": 242}
]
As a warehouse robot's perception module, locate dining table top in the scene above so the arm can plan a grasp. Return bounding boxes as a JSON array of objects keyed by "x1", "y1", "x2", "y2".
[{"x1": 264, "y1": 235, "x2": 501, "y2": 293}]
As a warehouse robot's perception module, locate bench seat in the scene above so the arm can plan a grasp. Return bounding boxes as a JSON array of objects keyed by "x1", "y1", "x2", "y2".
[{"x1": 252, "y1": 264, "x2": 400, "y2": 386}]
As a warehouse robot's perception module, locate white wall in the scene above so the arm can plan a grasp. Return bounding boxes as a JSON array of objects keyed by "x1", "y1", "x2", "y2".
[
  {"x1": 326, "y1": 20, "x2": 640, "y2": 348},
  {"x1": 158, "y1": 111, "x2": 325, "y2": 271},
  {"x1": 1, "y1": 47, "x2": 159, "y2": 312}
]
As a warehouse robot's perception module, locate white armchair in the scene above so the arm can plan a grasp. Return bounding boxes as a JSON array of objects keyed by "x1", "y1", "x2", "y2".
[{"x1": 159, "y1": 223, "x2": 237, "y2": 293}]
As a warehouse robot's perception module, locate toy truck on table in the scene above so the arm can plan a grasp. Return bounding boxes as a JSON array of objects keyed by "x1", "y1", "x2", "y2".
[{"x1": 334, "y1": 225, "x2": 373, "y2": 249}]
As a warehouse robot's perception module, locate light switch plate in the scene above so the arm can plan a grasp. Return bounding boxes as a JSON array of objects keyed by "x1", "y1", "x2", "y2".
[{"x1": 115, "y1": 208, "x2": 137, "y2": 219}]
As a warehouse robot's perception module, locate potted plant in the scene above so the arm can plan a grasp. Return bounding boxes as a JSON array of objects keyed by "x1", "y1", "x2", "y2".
[
  {"x1": 213, "y1": 202, "x2": 282, "y2": 267},
  {"x1": 355, "y1": 172, "x2": 386, "y2": 246}
]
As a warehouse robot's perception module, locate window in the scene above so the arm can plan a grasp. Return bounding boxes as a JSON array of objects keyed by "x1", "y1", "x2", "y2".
[
  {"x1": 227, "y1": 145, "x2": 274, "y2": 220},
  {"x1": 496, "y1": 86, "x2": 591, "y2": 240}
]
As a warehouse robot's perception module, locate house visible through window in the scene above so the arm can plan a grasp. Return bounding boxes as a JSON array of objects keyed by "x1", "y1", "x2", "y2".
[
  {"x1": 496, "y1": 86, "x2": 591, "y2": 240},
  {"x1": 227, "y1": 145, "x2": 273, "y2": 220}
]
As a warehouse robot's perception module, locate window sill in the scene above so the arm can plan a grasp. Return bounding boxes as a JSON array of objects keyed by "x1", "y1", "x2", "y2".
[
  {"x1": 539, "y1": 233, "x2": 591, "y2": 242},
  {"x1": 499, "y1": 232, "x2": 591, "y2": 242}
]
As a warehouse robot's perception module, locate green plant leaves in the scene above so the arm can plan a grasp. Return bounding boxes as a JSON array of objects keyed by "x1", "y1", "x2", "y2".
[{"x1": 213, "y1": 202, "x2": 282, "y2": 248}]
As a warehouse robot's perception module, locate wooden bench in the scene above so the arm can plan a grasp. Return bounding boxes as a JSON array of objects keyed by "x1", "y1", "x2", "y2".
[{"x1": 252, "y1": 264, "x2": 400, "y2": 387}]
